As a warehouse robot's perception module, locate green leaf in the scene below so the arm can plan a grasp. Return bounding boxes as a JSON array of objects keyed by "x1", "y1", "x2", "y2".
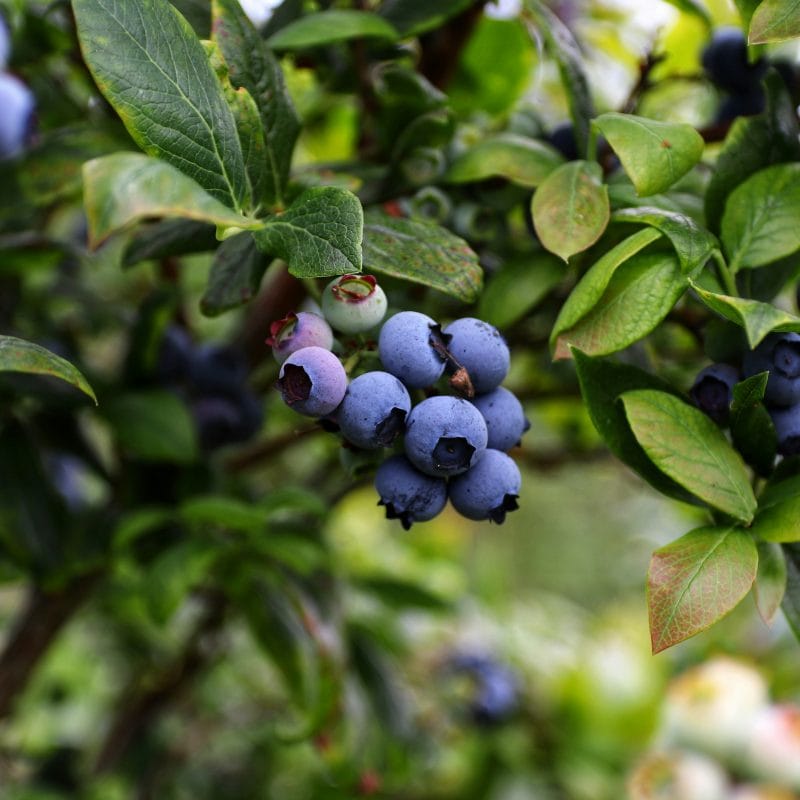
[
  {"x1": 755, "y1": 540, "x2": 787, "y2": 625},
  {"x1": 689, "y1": 280, "x2": 800, "y2": 349},
  {"x1": 749, "y1": 0, "x2": 800, "y2": 43},
  {"x1": 750, "y1": 494, "x2": 800, "y2": 542},
  {"x1": 362, "y1": 209, "x2": 482, "y2": 302},
  {"x1": 200, "y1": 232, "x2": 269, "y2": 316},
  {"x1": 73, "y1": 0, "x2": 248, "y2": 210},
  {"x1": 551, "y1": 228, "x2": 662, "y2": 352},
  {"x1": 554, "y1": 252, "x2": 686, "y2": 359},
  {"x1": 445, "y1": 133, "x2": 563, "y2": 188},
  {"x1": 730, "y1": 371, "x2": 777, "y2": 476},
  {"x1": 252, "y1": 187, "x2": 363, "y2": 278},
  {"x1": 532, "y1": 160, "x2": 609, "y2": 261},
  {"x1": 593, "y1": 113, "x2": 705, "y2": 197},
  {"x1": 722, "y1": 163, "x2": 800, "y2": 271},
  {"x1": 113, "y1": 506, "x2": 172, "y2": 550},
  {"x1": 355, "y1": 577, "x2": 450, "y2": 611},
  {"x1": 526, "y1": 1, "x2": 594, "y2": 155},
  {"x1": 267, "y1": 10, "x2": 398, "y2": 49},
  {"x1": 621, "y1": 389, "x2": 757, "y2": 522},
  {"x1": 211, "y1": 0, "x2": 300, "y2": 206},
  {"x1": 781, "y1": 543, "x2": 800, "y2": 642},
  {"x1": 662, "y1": 0, "x2": 712, "y2": 26},
  {"x1": 647, "y1": 525, "x2": 757, "y2": 653},
  {"x1": 478, "y1": 253, "x2": 564, "y2": 329},
  {"x1": 705, "y1": 72, "x2": 800, "y2": 233},
  {"x1": 612, "y1": 206, "x2": 717, "y2": 275},
  {"x1": 377, "y1": 0, "x2": 474, "y2": 36},
  {"x1": 572, "y1": 349, "x2": 698, "y2": 504},
  {"x1": 103, "y1": 390, "x2": 198, "y2": 463},
  {"x1": 0, "y1": 336, "x2": 97, "y2": 404},
  {"x1": 180, "y1": 495, "x2": 266, "y2": 533},
  {"x1": 122, "y1": 219, "x2": 218, "y2": 267},
  {"x1": 83, "y1": 153, "x2": 262, "y2": 248},
  {"x1": 734, "y1": 0, "x2": 763, "y2": 30}
]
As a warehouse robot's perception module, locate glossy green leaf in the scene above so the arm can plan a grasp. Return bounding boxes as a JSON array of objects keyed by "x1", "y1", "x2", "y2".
[
  {"x1": 212, "y1": 0, "x2": 300, "y2": 206},
  {"x1": 362, "y1": 209, "x2": 482, "y2": 302},
  {"x1": 612, "y1": 206, "x2": 717, "y2": 275},
  {"x1": 200, "y1": 232, "x2": 269, "y2": 316},
  {"x1": 446, "y1": 133, "x2": 563, "y2": 188},
  {"x1": 83, "y1": 153, "x2": 262, "y2": 248},
  {"x1": 73, "y1": 0, "x2": 248, "y2": 210},
  {"x1": 478, "y1": 253, "x2": 564, "y2": 329},
  {"x1": 594, "y1": 113, "x2": 705, "y2": 197},
  {"x1": 572, "y1": 349, "x2": 697, "y2": 504},
  {"x1": 103, "y1": 390, "x2": 198, "y2": 463},
  {"x1": 267, "y1": 10, "x2": 398, "y2": 49},
  {"x1": 690, "y1": 280, "x2": 800, "y2": 349},
  {"x1": 751, "y1": 494, "x2": 800, "y2": 542},
  {"x1": 533, "y1": 160, "x2": 609, "y2": 261},
  {"x1": 734, "y1": 0, "x2": 763, "y2": 30},
  {"x1": 647, "y1": 525, "x2": 757, "y2": 653},
  {"x1": 551, "y1": 228, "x2": 662, "y2": 353},
  {"x1": 554, "y1": 252, "x2": 686, "y2": 359},
  {"x1": 0, "y1": 336, "x2": 97, "y2": 404},
  {"x1": 253, "y1": 187, "x2": 363, "y2": 278},
  {"x1": 722, "y1": 163, "x2": 800, "y2": 271},
  {"x1": 526, "y1": 1, "x2": 594, "y2": 155},
  {"x1": 378, "y1": 0, "x2": 473, "y2": 36},
  {"x1": 749, "y1": 0, "x2": 800, "y2": 43},
  {"x1": 622, "y1": 389, "x2": 757, "y2": 522},
  {"x1": 705, "y1": 72, "x2": 800, "y2": 233},
  {"x1": 122, "y1": 219, "x2": 218, "y2": 267},
  {"x1": 755, "y1": 540, "x2": 787, "y2": 625},
  {"x1": 730, "y1": 371, "x2": 776, "y2": 477}
]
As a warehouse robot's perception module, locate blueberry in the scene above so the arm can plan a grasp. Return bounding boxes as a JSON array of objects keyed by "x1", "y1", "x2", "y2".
[
  {"x1": 471, "y1": 386, "x2": 530, "y2": 451},
  {"x1": 338, "y1": 371, "x2": 411, "y2": 449},
  {"x1": 442, "y1": 317, "x2": 510, "y2": 395},
  {"x1": 321, "y1": 274, "x2": 387, "y2": 334},
  {"x1": 548, "y1": 121, "x2": 579, "y2": 160},
  {"x1": 690, "y1": 363, "x2": 740, "y2": 426},
  {"x1": 448, "y1": 449, "x2": 520, "y2": 523},
  {"x1": 0, "y1": 14, "x2": 10, "y2": 70},
  {"x1": 157, "y1": 325, "x2": 193, "y2": 384},
  {"x1": 743, "y1": 333, "x2": 800, "y2": 407},
  {"x1": 714, "y1": 86, "x2": 765, "y2": 124},
  {"x1": 0, "y1": 73, "x2": 35, "y2": 160},
  {"x1": 702, "y1": 27, "x2": 767, "y2": 95},
  {"x1": 769, "y1": 403, "x2": 800, "y2": 456},
  {"x1": 404, "y1": 395, "x2": 488, "y2": 477},
  {"x1": 192, "y1": 390, "x2": 262, "y2": 451},
  {"x1": 276, "y1": 345, "x2": 347, "y2": 417},
  {"x1": 447, "y1": 652, "x2": 520, "y2": 726},
  {"x1": 267, "y1": 311, "x2": 334, "y2": 364},
  {"x1": 188, "y1": 343, "x2": 248, "y2": 396},
  {"x1": 374, "y1": 454, "x2": 447, "y2": 530},
  {"x1": 378, "y1": 311, "x2": 448, "y2": 389}
]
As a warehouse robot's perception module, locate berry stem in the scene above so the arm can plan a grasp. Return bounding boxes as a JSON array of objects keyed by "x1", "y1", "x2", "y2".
[{"x1": 712, "y1": 249, "x2": 738, "y2": 296}]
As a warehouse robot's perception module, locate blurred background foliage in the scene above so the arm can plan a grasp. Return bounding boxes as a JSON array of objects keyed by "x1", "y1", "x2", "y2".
[{"x1": 2, "y1": 0, "x2": 800, "y2": 798}]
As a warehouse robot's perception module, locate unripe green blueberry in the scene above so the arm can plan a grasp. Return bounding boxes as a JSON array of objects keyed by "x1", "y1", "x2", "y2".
[{"x1": 321, "y1": 274, "x2": 387, "y2": 334}]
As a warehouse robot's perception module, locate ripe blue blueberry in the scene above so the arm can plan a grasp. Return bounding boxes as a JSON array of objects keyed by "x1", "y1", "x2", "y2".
[
  {"x1": 448, "y1": 449, "x2": 521, "y2": 523},
  {"x1": 689, "y1": 363, "x2": 739, "y2": 426},
  {"x1": 768, "y1": 403, "x2": 800, "y2": 456},
  {"x1": 374, "y1": 454, "x2": 447, "y2": 530},
  {"x1": 0, "y1": 73, "x2": 35, "y2": 160},
  {"x1": 277, "y1": 345, "x2": 347, "y2": 417},
  {"x1": 267, "y1": 311, "x2": 333, "y2": 364},
  {"x1": 442, "y1": 317, "x2": 510, "y2": 395},
  {"x1": 471, "y1": 386, "x2": 529, "y2": 451},
  {"x1": 378, "y1": 311, "x2": 448, "y2": 389},
  {"x1": 188, "y1": 343, "x2": 248, "y2": 396},
  {"x1": 338, "y1": 371, "x2": 411, "y2": 449},
  {"x1": 404, "y1": 395, "x2": 488, "y2": 477},
  {"x1": 743, "y1": 332, "x2": 800, "y2": 407},
  {"x1": 702, "y1": 27, "x2": 767, "y2": 95},
  {"x1": 321, "y1": 274, "x2": 387, "y2": 334}
]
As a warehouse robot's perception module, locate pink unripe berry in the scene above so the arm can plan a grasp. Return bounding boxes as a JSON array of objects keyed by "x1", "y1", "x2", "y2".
[{"x1": 267, "y1": 311, "x2": 334, "y2": 364}]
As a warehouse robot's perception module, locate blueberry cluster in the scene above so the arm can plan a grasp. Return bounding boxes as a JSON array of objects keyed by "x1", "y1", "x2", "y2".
[
  {"x1": 0, "y1": 14, "x2": 35, "y2": 160},
  {"x1": 691, "y1": 332, "x2": 800, "y2": 457},
  {"x1": 446, "y1": 652, "x2": 520, "y2": 727},
  {"x1": 272, "y1": 275, "x2": 528, "y2": 529}
]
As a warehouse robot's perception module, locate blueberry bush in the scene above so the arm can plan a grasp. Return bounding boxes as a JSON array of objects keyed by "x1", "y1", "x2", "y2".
[{"x1": 5, "y1": 0, "x2": 800, "y2": 795}]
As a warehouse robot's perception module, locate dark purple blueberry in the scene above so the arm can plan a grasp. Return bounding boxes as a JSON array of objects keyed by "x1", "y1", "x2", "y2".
[
  {"x1": 702, "y1": 27, "x2": 767, "y2": 95},
  {"x1": 374, "y1": 454, "x2": 447, "y2": 530},
  {"x1": 743, "y1": 333, "x2": 800, "y2": 407},
  {"x1": 276, "y1": 346, "x2": 347, "y2": 417},
  {"x1": 714, "y1": 86, "x2": 766, "y2": 123},
  {"x1": 548, "y1": 121, "x2": 579, "y2": 160},
  {"x1": 769, "y1": 403, "x2": 800, "y2": 456},
  {"x1": 404, "y1": 396, "x2": 488, "y2": 477},
  {"x1": 471, "y1": 386, "x2": 530, "y2": 451},
  {"x1": 191, "y1": 390, "x2": 262, "y2": 451},
  {"x1": 448, "y1": 449, "x2": 520, "y2": 523},
  {"x1": 338, "y1": 371, "x2": 411, "y2": 449},
  {"x1": 188, "y1": 343, "x2": 248, "y2": 397},
  {"x1": 378, "y1": 311, "x2": 449, "y2": 389},
  {"x1": 442, "y1": 317, "x2": 510, "y2": 395},
  {"x1": 267, "y1": 311, "x2": 334, "y2": 364},
  {"x1": 0, "y1": 73, "x2": 35, "y2": 160},
  {"x1": 690, "y1": 363, "x2": 740, "y2": 426},
  {"x1": 157, "y1": 325, "x2": 193, "y2": 384}
]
